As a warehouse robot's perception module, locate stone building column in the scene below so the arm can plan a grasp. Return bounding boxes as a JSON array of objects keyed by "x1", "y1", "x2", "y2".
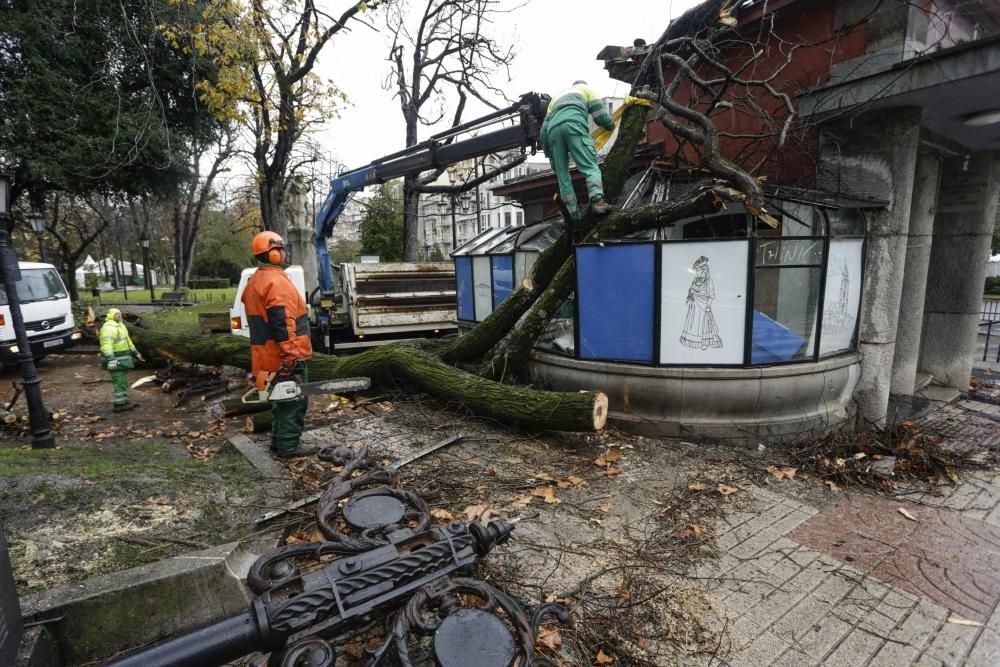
[
  {"x1": 817, "y1": 107, "x2": 922, "y2": 428},
  {"x1": 919, "y1": 151, "x2": 1000, "y2": 389},
  {"x1": 890, "y1": 150, "x2": 942, "y2": 395}
]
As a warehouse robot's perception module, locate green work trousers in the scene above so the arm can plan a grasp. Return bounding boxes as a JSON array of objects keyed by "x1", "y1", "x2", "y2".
[
  {"x1": 272, "y1": 363, "x2": 308, "y2": 455},
  {"x1": 272, "y1": 396, "x2": 308, "y2": 455},
  {"x1": 546, "y1": 122, "x2": 605, "y2": 220},
  {"x1": 110, "y1": 369, "x2": 128, "y2": 406}
]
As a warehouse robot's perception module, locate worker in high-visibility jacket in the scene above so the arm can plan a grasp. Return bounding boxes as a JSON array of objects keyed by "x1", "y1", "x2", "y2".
[
  {"x1": 539, "y1": 80, "x2": 616, "y2": 220},
  {"x1": 242, "y1": 231, "x2": 313, "y2": 457},
  {"x1": 99, "y1": 308, "x2": 144, "y2": 412}
]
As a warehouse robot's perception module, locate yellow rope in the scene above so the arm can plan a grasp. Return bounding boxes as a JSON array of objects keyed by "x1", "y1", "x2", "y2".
[{"x1": 591, "y1": 96, "x2": 653, "y2": 150}]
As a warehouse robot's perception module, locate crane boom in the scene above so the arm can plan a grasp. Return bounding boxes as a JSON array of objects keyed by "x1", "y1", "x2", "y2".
[{"x1": 313, "y1": 92, "x2": 549, "y2": 290}]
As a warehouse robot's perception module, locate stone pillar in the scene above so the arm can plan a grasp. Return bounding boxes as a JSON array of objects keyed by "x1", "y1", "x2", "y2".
[
  {"x1": 920, "y1": 152, "x2": 1000, "y2": 389},
  {"x1": 817, "y1": 107, "x2": 922, "y2": 427},
  {"x1": 890, "y1": 150, "x2": 942, "y2": 395},
  {"x1": 285, "y1": 180, "x2": 319, "y2": 293}
]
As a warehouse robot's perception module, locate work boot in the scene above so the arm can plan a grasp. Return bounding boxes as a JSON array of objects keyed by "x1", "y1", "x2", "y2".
[
  {"x1": 590, "y1": 198, "x2": 612, "y2": 215},
  {"x1": 113, "y1": 402, "x2": 139, "y2": 413},
  {"x1": 276, "y1": 443, "x2": 318, "y2": 459}
]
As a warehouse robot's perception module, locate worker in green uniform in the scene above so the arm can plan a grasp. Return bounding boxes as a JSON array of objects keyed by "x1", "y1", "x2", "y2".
[
  {"x1": 539, "y1": 80, "x2": 616, "y2": 220},
  {"x1": 99, "y1": 308, "x2": 144, "y2": 412}
]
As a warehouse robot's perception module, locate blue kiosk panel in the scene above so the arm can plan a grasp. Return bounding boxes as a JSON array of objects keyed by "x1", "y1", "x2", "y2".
[
  {"x1": 455, "y1": 257, "x2": 474, "y2": 322},
  {"x1": 577, "y1": 244, "x2": 655, "y2": 362},
  {"x1": 491, "y1": 255, "x2": 513, "y2": 310}
]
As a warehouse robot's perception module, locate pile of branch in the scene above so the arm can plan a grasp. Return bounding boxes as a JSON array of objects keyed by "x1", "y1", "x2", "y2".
[
  {"x1": 144, "y1": 363, "x2": 234, "y2": 406},
  {"x1": 788, "y1": 421, "x2": 985, "y2": 493}
]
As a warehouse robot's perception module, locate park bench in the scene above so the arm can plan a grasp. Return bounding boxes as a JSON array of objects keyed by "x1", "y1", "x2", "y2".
[{"x1": 152, "y1": 291, "x2": 185, "y2": 306}]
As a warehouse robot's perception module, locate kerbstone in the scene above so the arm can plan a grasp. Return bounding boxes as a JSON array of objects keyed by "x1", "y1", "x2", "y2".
[{"x1": 21, "y1": 542, "x2": 256, "y2": 664}]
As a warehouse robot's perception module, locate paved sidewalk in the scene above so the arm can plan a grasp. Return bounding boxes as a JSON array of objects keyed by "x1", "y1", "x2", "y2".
[{"x1": 697, "y1": 398, "x2": 1000, "y2": 666}]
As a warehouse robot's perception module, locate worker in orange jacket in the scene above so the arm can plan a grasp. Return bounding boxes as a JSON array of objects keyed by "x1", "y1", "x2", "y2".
[{"x1": 242, "y1": 231, "x2": 313, "y2": 457}]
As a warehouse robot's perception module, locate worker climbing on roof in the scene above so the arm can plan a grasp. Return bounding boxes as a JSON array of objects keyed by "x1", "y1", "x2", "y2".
[
  {"x1": 242, "y1": 231, "x2": 314, "y2": 458},
  {"x1": 539, "y1": 80, "x2": 616, "y2": 220},
  {"x1": 100, "y1": 308, "x2": 144, "y2": 413}
]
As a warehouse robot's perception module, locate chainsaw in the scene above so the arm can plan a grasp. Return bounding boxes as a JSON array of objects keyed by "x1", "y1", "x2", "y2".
[{"x1": 242, "y1": 363, "x2": 371, "y2": 404}]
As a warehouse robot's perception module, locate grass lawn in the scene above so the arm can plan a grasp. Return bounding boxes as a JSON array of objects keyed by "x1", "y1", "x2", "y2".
[
  {"x1": 0, "y1": 436, "x2": 262, "y2": 593},
  {"x1": 77, "y1": 286, "x2": 237, "y2": 306},
  {"x1": 139, "y1": 303, "x2": 233, "y2": 336}
]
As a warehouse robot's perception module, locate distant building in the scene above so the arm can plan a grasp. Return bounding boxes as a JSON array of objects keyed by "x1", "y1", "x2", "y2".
[{"x1": 418, "y1": 153, "x2": 548, "y2": 258}]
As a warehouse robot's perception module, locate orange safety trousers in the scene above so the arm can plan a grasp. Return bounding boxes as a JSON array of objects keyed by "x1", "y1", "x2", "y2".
[{"x1": 241, "y1": 265, "x2": 313, "y2": 390}]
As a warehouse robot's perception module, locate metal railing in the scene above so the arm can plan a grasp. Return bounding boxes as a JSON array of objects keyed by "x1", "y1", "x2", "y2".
[{"x1": 980, "y1": 298, "x2": 1000, "y2": 363}]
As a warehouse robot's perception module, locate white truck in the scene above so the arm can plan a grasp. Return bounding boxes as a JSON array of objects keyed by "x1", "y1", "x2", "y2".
[
  {"x1": 230, "y1": 262, "x2": 457, "y2": 352},
  {"x1": 0, "y1": 262, "x2": 82, "y2": 363}
]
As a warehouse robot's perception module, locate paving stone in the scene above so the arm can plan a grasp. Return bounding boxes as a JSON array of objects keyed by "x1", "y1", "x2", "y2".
[
  {"x1": 790, "y1": 493, "x2": 1000, "y2": 622},
  {"x1": 731, "y1": 510, "x2": 814, "y2": 559},
  {"x1": 917, "y1": 614, "x2": 980, "y2": 665},
  {"x1": 966, "y1": 627, "x2": 1000, "y2": 666},
  {"x1": 727, "y1": 625, "x2": 793, "y2": 666},
  {"x1": 820, "y1": 627, "x2": 885, "y2": 666},
  {"x1": 869, "y1": 607, "x2": 941, "y2": 666}
]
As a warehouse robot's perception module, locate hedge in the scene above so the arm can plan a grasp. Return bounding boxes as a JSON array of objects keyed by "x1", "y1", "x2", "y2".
[{"x1": 188, "y1": 278, "x2": 231, "y2": 289}]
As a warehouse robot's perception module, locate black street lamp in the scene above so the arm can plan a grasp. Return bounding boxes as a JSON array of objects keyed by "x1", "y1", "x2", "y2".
[
  {"x1": 26, "y1": 210, "x2": 45, "y2": 263},
  {"x1": 140, "y1": 236, "x2": 154, "y2": 302},
  {"x1": 0, "y1": 174, "x2": 55, "y2": 449}
]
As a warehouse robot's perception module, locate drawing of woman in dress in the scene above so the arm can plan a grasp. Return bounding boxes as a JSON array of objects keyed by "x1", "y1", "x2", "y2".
[{"x1": 680, "y1": 256, "x2": 723, "y2": 349}]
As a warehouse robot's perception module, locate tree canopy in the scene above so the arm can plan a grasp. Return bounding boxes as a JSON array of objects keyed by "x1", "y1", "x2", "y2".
[
  {"x1": 0, "y1": 0, "x2": 225, "y2": 205},
  {"x1": 359, "y1": 183, "x2": 404, "y2": 261}
]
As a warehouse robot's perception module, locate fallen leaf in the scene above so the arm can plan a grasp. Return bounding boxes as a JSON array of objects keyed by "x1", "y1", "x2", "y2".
[
  {"x1": 342, "y1": 643, "x2": 366, "y2": 659},
  {"x1": 536, "y1": 624, "x2": 563, "y2": 651},
  {"x1": 824, "y1": 480, "x2": 842, "y2": 493},
  {"x1": 509, "y1": 494, "x2": 534, "y2": 510},
  {"x1": 566, "y1": 475, "x2": 587, "y2": 486},
  {"x1": 604, "y1": 467, "x2": 620, "y2": 479},
  {"x1": 596, "y1": 649, "x2": 614, "y2": 664},
  {"x1": 687, "y1": 482, "x2": 706, "y2": 491},
  {"x1": 897, "y1": 507, "x2": 918, "y2": 522},
  {"x1": 690, "y1": 523, "x2": 705, "y2": 535},
  {"x1": 145, "y1": 496, "x2": 172, "y2": 505},
  {"x1": 464, "y1": 504, "x2": 493, "y2": 521},
  {"x1": 766, "y1": 466, "x2": 798, "y2": 481},
  {"x1": 531, "y1": 486, "x2": 560, "y2": 504},
  {"x1": 612, "y1": 586, "x2": 630, "y2": 599},
  {"x1": 430, "y1": 508, "x2": 455, "y2": 521},
  {"x1": 595, "y1": 502, "x2": 611, "y2": 513},
  {"x1": 534, "y1": 472, "x2": 556, "y2": 481},
  {"x1": 716, "y1": 483, "x2": 738, "y2": 497}
]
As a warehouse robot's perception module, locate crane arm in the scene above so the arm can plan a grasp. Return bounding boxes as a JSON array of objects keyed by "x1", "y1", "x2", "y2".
[{"x1": 314, "y1": 92, "x2": 549, "y2": 290}]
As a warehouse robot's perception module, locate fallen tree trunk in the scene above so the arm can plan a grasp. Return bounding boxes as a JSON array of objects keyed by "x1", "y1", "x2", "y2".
[
  {"x1": 222, "y1": 398, "x2": 272, "y2": 417},
  {"x1": 247, "y1": 411, "x2": 272, "y2": 433},
  {"x1": 130, "y1": 329, "x2": 608, "y2": 432}
]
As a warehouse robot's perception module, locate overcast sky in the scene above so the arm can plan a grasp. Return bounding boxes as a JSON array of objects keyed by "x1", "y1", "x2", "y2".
[{"x1": 308, "y1": 0, "x2": 702, "y2": 171}]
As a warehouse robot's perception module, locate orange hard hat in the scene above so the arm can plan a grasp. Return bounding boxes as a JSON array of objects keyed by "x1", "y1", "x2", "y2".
[{"x1": 251, "y1": 231, "x2": 286, "y2": 256}]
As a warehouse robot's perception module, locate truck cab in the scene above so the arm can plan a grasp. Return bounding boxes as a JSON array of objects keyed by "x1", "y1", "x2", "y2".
[{"x1": 0, "y1": 262, "x2": 82, "y2": 362}]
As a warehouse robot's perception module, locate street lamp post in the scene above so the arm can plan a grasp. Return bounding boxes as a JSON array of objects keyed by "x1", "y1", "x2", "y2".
[
  {"x1": 140, "y1": 236, "x2": 154, "y2": 303},
  {"x1": 26, "y1": 210, "x2": 45, "y2": 263},
  {"x1": 0, "y1": 175, "x2": 55, "y2": 449}
]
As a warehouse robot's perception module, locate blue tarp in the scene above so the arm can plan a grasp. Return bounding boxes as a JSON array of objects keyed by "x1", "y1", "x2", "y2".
[
  {"x1": 455, "y1": 257, "x2": 474, "y2": 321},
  {"x1": 751, "y1": 310, "x2": 807, "y2": 363},
  {"x1": 577, "y1": 244, "x2": 655, "y2": 362},
  {"x1": 491, "y1": 255, "x2": 513, "y2": 310}
]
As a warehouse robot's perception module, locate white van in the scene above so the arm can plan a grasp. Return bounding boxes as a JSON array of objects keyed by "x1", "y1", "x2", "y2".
[
  {"x1": 0, "y1": 262, "x2": 82, "y2": 362},
  {"x1": 229, "y1": 265, "x2": 307, "y2": 337}
]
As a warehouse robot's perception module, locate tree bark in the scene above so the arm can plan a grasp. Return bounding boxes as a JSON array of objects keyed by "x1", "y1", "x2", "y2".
[
  {"x1": 222, "y1": 398, "x2": 272, "y2": 417},
  {"x1": 130, "y1": 329, "x2": 608, "y2": 432},
  {"x1": 247, "y1": 411, "x2": 272, "y2": 433}
]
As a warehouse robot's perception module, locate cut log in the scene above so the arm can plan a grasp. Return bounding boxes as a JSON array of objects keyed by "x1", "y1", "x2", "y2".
[
  {"x1": 247, "y1": 411, "x2": 273, "y2": 433},
  {"x1": 221, "y1": 398, "x2": 272, "y2": 416},
  {"x1": 129, "y1": 328, "x2": 607, "y2": 432}
]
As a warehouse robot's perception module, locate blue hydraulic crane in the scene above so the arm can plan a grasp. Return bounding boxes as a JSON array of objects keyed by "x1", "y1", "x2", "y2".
[{"x1": 312, "y1": 92, "x2": 550, "y2": 292}]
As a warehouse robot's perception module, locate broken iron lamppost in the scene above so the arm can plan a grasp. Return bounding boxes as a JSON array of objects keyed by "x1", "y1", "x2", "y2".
[{"x1": 109, "y1": 444, "x2": 567, "y2": 667}]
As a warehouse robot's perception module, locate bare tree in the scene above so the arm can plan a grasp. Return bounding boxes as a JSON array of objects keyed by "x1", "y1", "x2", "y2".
[
  {"x1": 384, "y1": 0, "x2": 516, "y2": 260},
  {"x1": 172, "y1": 129, "x2": 236, "y2": 289},
  {"x1": 242, "y1": 0, "x2": 386, "y2": 239}
]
